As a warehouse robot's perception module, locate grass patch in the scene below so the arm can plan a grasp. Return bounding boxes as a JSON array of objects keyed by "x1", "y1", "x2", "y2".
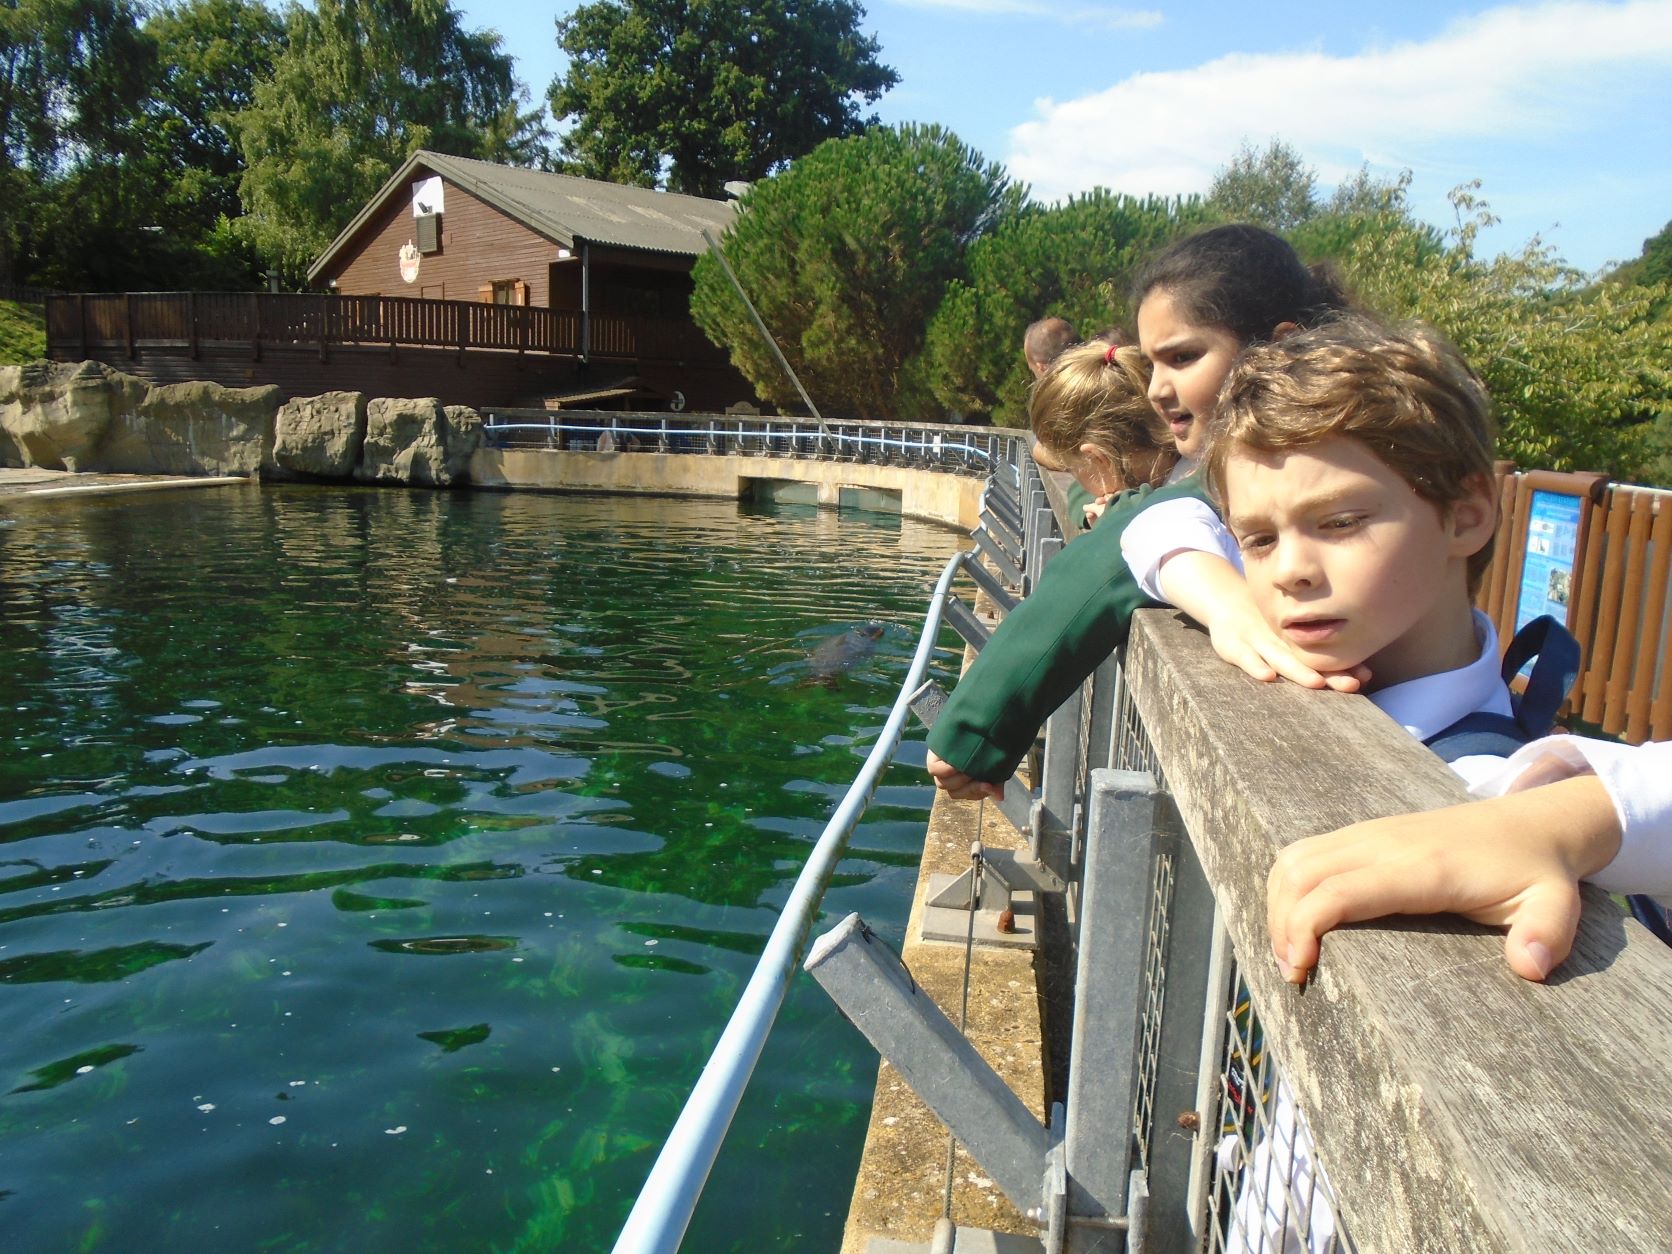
[{"x1": 0, "y1": 299, "x2": 46, "y2": 365}]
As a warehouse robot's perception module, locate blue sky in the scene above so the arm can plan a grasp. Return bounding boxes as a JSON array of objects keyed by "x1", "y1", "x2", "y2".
[{"x1": 456, "y1": 0, "x2": 1672, "y2": 274}]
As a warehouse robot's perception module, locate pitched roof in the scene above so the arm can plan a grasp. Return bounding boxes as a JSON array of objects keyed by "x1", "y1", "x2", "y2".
[{"x1": 307, "y1": 150, "x2": 737, "y2": 282}]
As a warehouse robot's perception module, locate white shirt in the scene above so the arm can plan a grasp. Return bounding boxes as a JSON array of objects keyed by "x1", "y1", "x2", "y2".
[
  {"x1": 1366, "y1": 610, "x2": 1513, "y2": 788},
  {"x1": 1119, "y1": 495, "x2": 1239, "y2": 601},
  {"x1": 1472, "y1": 735, "x2": 1672, "y2": 896}
]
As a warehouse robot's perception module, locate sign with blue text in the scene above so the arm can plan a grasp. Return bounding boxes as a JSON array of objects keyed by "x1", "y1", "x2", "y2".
[{"x1": 1516, "y1": 489, "x2": 1581, "y2": 632}]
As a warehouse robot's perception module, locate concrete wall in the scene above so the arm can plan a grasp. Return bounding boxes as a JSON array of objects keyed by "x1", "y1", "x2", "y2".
[{"x1": 470, "y1": 446, "x2": 983, "y2": 530}]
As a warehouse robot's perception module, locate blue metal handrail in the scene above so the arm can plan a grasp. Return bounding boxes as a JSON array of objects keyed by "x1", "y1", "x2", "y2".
[
  {"x1": 481, "y1": 415, "x2": 1005, "y2": 468},
  {"x1": 611, "y1": 548, "x2": 969, "y2": 1253}
]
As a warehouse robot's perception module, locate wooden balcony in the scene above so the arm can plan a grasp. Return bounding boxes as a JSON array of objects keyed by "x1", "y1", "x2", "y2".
[{"x1": 45, "y1": 291, "x2": 722, "y2": 367}]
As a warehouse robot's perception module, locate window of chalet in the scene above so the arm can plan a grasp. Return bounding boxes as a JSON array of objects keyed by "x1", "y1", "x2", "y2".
[{"x1": 479, "y1": 280, "x2": 529, "y2": 306}]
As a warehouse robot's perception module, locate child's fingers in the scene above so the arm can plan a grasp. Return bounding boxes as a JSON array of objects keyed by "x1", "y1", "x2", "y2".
[
  {"x1": 1502, "y1": 882, "x2": 1584, "y2": 982},
  {"x1": 1208, "y1": 632, "x2": 1280, "y2": 683},
  {"x1": 1275, "y1": 864, "x2": 1435, "y2": 980}
]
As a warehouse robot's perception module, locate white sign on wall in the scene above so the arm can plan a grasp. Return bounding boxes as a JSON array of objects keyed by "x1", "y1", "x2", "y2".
[{"x1": 411, "y1": 175, "x2": 444, "y2": 217}]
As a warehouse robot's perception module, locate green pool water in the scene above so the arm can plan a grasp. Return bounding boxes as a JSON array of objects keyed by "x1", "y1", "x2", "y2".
[{"x1": 0, "y1": 485, "x2": 968, "y2": 1251}]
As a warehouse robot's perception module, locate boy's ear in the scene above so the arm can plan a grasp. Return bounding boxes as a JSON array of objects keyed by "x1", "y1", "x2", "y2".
[{"x1": 1447, "y1": 474, "x2": 1499, "y2": 557}]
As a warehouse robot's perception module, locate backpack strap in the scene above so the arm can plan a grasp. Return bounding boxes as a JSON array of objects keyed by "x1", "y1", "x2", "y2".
[
  {"x1": 1424, "y1": 712, "x2": 1528, "y2": 763},
  {"x1": 1500, "y1": 615, "x2": 1581, "y2": 740},
  {"x1": 1424, "y1": 617, "x2": 1581, "y2": 762},
  {"x1": 1628, "y1": 894, "x2": 1672, "y2": 948}
]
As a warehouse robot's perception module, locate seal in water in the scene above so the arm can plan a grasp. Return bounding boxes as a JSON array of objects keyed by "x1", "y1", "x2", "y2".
[{"x1": 807, "y1": 622, "x2": 886, "y2": 685}]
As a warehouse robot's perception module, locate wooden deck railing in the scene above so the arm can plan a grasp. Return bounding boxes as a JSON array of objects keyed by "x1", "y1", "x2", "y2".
[
  {"x1": 44, "y1": 291, "x2": 722, "y2": 366},
  {"x1": 1480, "y1": 473, "x2": 1672, "y2": 742}
]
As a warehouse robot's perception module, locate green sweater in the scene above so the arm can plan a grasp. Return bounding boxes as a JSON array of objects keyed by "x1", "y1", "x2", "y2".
[
  {"x1": 927, "y1": 476, "x2": 1212, "y2": 781},
  {"x1": 1064, "y1": 479, "x2": 1097, "y2": 531}
]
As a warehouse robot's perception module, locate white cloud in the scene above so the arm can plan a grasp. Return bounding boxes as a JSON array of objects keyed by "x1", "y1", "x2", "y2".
[
  {"x1": 888, "y1": 0, "x2": 1162, "y2": 30},
  {"x1": 1007, "y1": 0, "x2": 1672, "y2": 201}
]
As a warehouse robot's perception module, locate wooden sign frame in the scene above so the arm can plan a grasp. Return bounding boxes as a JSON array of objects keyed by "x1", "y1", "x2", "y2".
[{"x1": 1504, "y1": 469, "x2": 1608, "y2": 634}]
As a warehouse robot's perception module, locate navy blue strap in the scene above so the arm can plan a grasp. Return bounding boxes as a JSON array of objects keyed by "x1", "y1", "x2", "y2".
[
  {"x1": 1424, "y1": 712, "x2": 1526, "y2": 763},
  {"x1": 1628, "y1": 894, "x2": 1672, "y2": 947},
  {"x1": 1424, "y1": 617, "x2": 1581, "y2": 762},
  {"x1": 1500, "y1": 615, "x2": 1580, "y2": 740}
]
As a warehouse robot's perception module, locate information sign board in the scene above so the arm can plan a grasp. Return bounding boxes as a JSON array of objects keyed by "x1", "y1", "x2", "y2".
[{"x1": 1515, "y1": 489, "x2": 1581, "y2": 632}]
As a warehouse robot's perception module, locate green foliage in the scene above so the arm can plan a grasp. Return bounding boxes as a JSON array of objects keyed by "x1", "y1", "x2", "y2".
[
  {"x1": 137, "y1": 0, "x2": 283, "y2": 236},
  {"x1": 1208, "y1": 140, "x2": 1318, "y2": 234},
  {"x1": 0, "y1": 0, "x2": 156, "y2": 282},
  {"x1": 690, "y1": 124, "x2": 1019, "y2": 421},
  {"x1": 1340, "y1": 185, "x2": 1672, "y2": 477},
  {"x1": 0, "y1": 298, "x2": 46, "y2": 363},
  {"x1": 1606, "y1": 219, "x2": 1672, "y2": 287},
  {"x1": 235, "y1": 0, "x2": 549, "y2": 282},
  {"x1": 919, "y1": 189, "x2": 1211, "y2": 426},
  {"x1": 550, "y1": 0, "x2": 896, "y2": 197}
]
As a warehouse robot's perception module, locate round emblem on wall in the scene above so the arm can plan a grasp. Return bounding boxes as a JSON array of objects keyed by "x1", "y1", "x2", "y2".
[{"x1": 398, "y1": 241, "x2": 420, "y2": 284}]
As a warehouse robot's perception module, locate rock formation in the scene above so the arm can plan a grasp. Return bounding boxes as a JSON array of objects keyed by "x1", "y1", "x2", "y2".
[
  {"x1": 357, "y1": 396, "x2": 450, "y2": 486},
  {"x1": 97, "y1": 379, "x2": 282, "y2": 476},
  {"x1": 274, "y1": 391, "x2": 366, "y2": 478},
  {"x1": 0, "y1": 360, "x2": 147, "y2": 471},
  {"x1": 0, "y1": 360, "x2": 484, "y2": 487},
  {"x1": 442, "y1": 405, "x2": 484, "y2": 481}
]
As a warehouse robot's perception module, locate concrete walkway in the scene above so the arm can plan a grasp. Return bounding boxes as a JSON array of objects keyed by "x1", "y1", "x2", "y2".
[{"x1": 0, "y1": 468, "x2": 251, "y2": 500}]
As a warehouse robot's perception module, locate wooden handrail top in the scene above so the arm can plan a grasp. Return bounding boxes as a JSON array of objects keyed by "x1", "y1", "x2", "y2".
[{"x1": 1124, "y1": 610, "x2": 1672, "y2": 1251}]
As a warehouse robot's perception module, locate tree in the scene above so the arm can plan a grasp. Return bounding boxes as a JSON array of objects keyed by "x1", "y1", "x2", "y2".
[
  {"x1": 919, "y1": 190, "x2": 1211, "y2": 426},
  {"x1": 140, "y1": 0, "x2": 284, "y2": 236},
  {"x1": 0, "y1": 0, "x2": 155, "y2": 283},
  {"x1": 234, "y1": 0, "x2": 550, "y2": 282},
  {"x1": 690, "y1": 124, "x2": 1019, "y2": 420},
  {"x1": 1342, "y1": 185, "x2": 1672, "y2": 477},
  {"x1": 1208, "y1": 140, "x2": 1318, "y2": 234},
  {"x1": 550, "y1": 0, "x2": 896, "y2": 197}
]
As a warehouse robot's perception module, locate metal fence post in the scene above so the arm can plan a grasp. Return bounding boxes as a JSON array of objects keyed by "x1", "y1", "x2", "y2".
[
  {"x1": 1140, "y1": 828, "x2": 1218, "y2": 1252},
  {"x1": 1064, "y1": 769, "x2": 1162, "y2": 1251}
]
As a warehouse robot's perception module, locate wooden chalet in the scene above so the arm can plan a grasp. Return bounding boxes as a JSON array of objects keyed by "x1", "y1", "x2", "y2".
[{"x1": 45, "y1": 151, "x2": 759, "y2": 411}]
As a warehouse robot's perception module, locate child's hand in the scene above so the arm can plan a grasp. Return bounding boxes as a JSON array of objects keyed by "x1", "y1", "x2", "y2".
[
  {"x1": 1154, "y1": 551, "x2": 1368, "y2": 694},
  {"x1": 1202, "y1": 600, "x2": 1369, "y2": 694},
  {"x1": 1266, "y1": 775, "x2": 1621, "y2": 985},
  {"x1": 925, "y1": 749, "x2": 1004, "y2": 801},
  {"x1": 1083, "y1": 494, "x2": 1113, "y2": 526}
]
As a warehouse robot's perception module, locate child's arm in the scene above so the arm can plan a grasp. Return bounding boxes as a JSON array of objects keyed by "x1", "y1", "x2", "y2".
[
  {"x1": 1269, "y1": 737, "x2": 1672, "y2": 983},
  {"x1": 1121, "y1": 499, "x2": 1365, "y2": 693},
  {"x1": 925, "y1": 480, "x2": 1201, "y2": 789},
  {"x1": 1157, "y1": 551, "x2": 1368, "y2": 693},
  {"x1": 1266, "y1": 774, "x2": 1619, "y2": 984}
]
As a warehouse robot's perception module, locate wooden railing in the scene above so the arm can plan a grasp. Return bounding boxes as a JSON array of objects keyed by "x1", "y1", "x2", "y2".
[
  {"x1": 1480, "y1": 473, "x2": 1672, "y2": 742},
  {"x1": 1118, "y1": 613, "x2": 1672, "y2": 1251},
  {"x1": 44, "y1": 291, "x2": 723, "y2": 366}
]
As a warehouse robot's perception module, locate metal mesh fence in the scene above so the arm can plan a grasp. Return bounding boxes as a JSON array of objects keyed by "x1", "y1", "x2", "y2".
[
  {"x1": 1204, "y1": 963, "x2": 1353, "y2": 1254},
  {"x1": 1109, "y1": 667, "x2": 1173, "y2": 1182},
  {"x1": 1106, "y1": 662, "x2": 1351, "y2": 1252}
]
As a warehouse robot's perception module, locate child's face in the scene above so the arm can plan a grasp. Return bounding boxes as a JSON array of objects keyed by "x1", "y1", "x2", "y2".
[
  {"x1": 1137, "y1": 289, "x2": 1242, "y2": 463},
  {"x1": 1222, "y1": 434, "x2": 1491, "y2": 688}
]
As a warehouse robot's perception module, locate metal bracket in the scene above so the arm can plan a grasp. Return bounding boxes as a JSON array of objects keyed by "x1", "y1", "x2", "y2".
[
  {"x1": 943, "y1": 595, "x2": 993, "y2": 652},
  {"x1": 919, "y1": 841, "x2": 1059, "y2": 950}
]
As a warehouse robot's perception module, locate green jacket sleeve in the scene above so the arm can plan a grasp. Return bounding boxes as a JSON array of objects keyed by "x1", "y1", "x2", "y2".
[
  {"x1": 1064, "y1": 479, "x2": 1096, "y2": 531},
  {"x1": 926, "y1": 477, "x2": 1212, "y2": 782}
]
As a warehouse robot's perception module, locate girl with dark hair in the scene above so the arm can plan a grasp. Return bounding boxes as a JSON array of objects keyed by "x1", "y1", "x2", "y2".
[{"x1": 925, "y1": 225, "x2": 1356, "y2": 800}]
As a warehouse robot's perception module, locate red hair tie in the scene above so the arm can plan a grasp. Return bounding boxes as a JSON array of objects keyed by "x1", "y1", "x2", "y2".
[{"x1": 1104, "y1": 343, "x2": 1119, "y2": 365}]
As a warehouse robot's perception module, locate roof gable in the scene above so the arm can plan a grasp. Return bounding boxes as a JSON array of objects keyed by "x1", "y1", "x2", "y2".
[{"x1": 308, "y1": 151, "x2": 738, "y2": 282}]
